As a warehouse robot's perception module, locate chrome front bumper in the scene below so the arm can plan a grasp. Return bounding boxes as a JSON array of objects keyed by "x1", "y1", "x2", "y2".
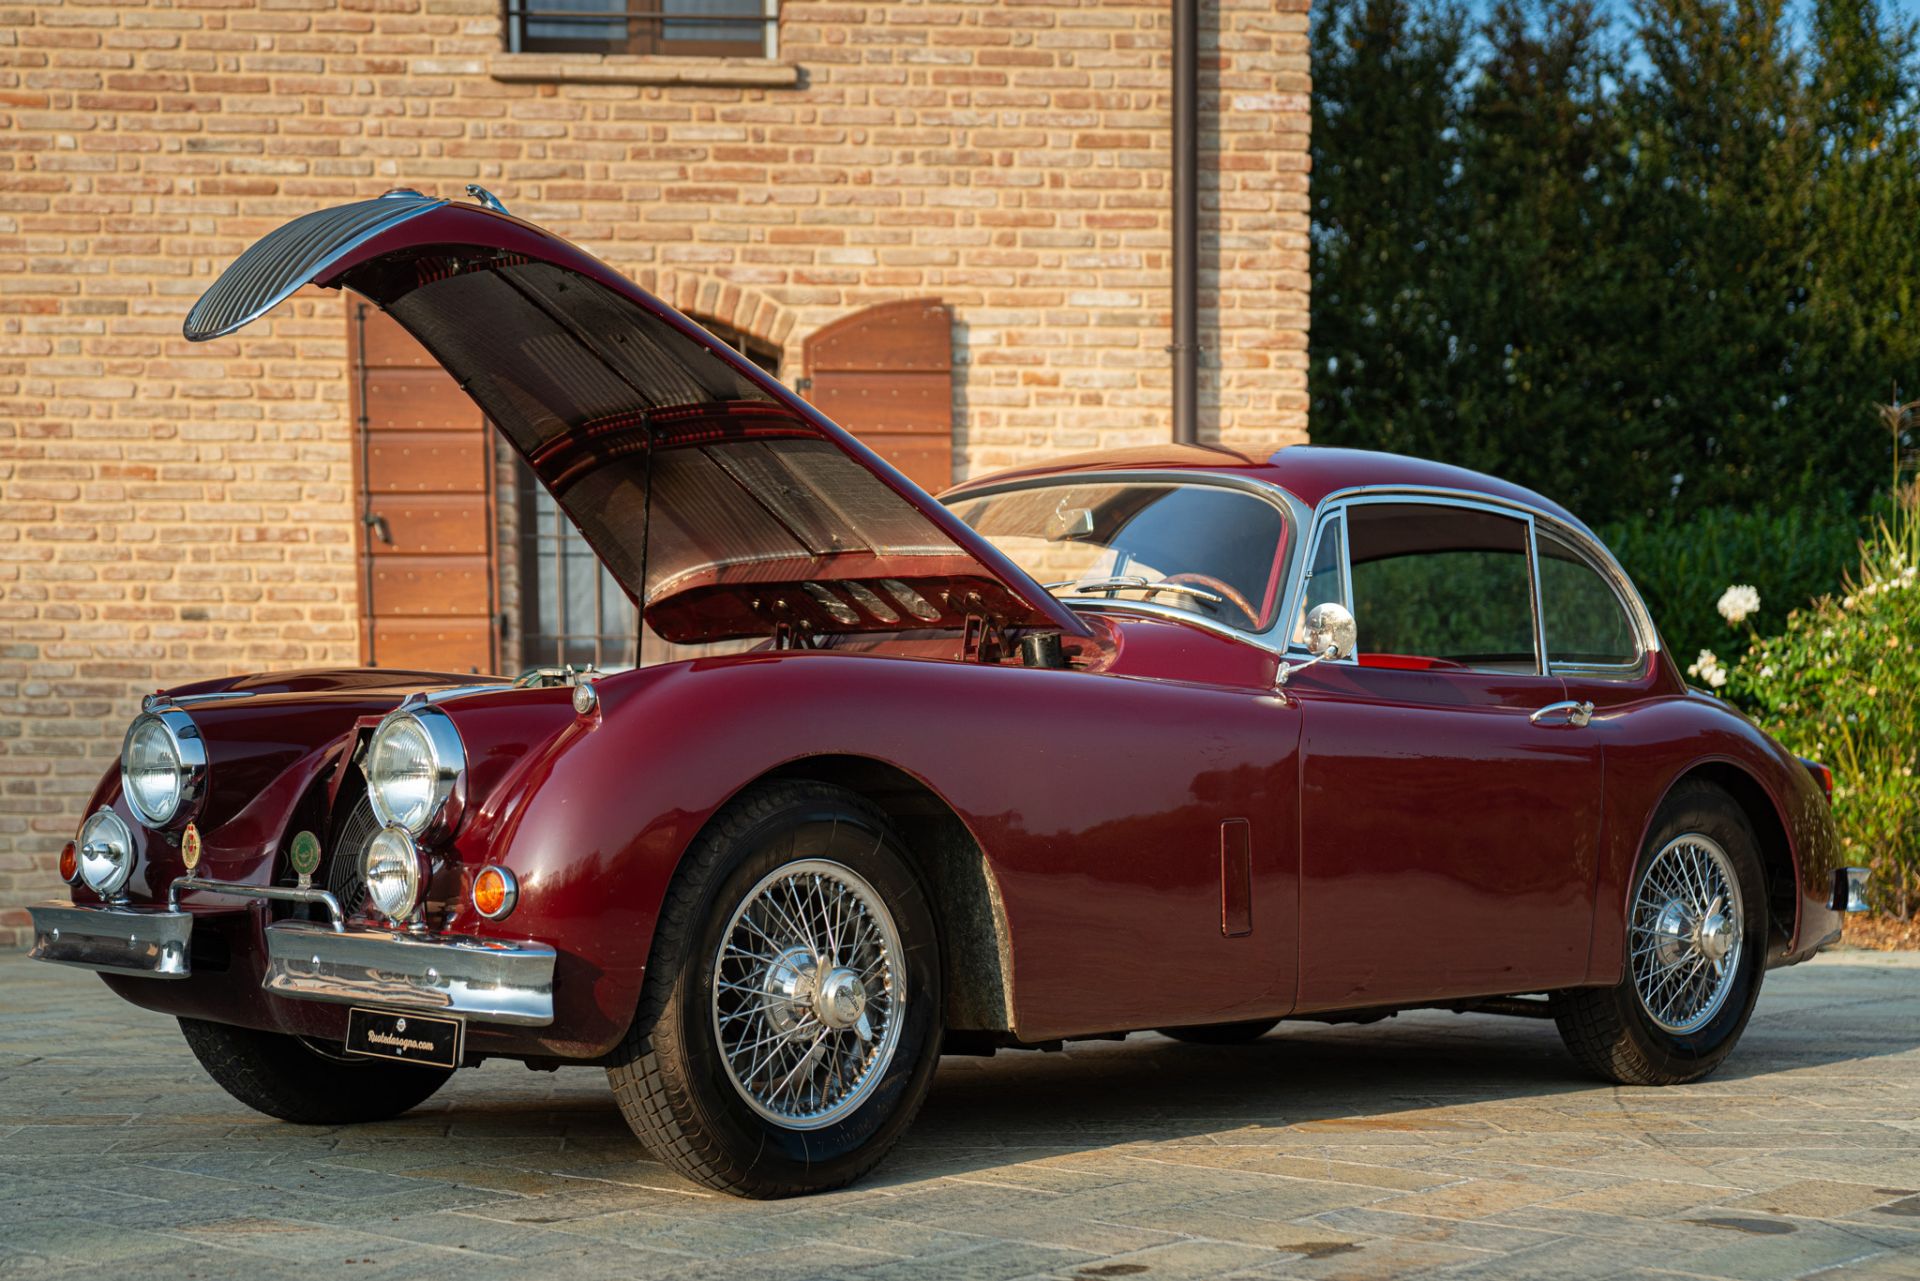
[
  {"x1": 28, "y1": 902, "x2": 193, "y2": 978},
  {"x1": 263, "y1": 921, "x2": 556, "y2": 1026},
  {"x1": 29, "y1": 896, "x2": 557, "y2": 1028}
]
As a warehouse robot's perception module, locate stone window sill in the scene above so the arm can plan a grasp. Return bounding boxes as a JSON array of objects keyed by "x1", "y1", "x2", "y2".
[{"x1": 489, "y1": 53, "x2": 798, "y2": 88}]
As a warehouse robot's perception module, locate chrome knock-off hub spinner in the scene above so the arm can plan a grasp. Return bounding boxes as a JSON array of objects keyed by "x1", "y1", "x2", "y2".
[{"x1": 815, "y1": 967, "x2": 870, "y2": 1032}]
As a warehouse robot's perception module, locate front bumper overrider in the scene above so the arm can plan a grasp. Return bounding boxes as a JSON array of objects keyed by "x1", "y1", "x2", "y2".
[{"x1": 29, "y1": 893, "x2": 556, "y2": 1027}]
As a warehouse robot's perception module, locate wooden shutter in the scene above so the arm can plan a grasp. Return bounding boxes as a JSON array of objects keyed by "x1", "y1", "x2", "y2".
[
  {"x1": 348, "y1": 302, "x2": 499, "y2": 673},
  {"x1": 802, "y1": 299, "x2": 954, "y2": 493}
]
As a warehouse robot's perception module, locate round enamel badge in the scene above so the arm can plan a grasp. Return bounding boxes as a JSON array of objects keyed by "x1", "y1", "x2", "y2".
[
  {"x1": 289, "y1": 830, "x2": 322, "y2": 882},
  {"x1": 180, "y1": 822, "x2": 202, "y2": 872}
]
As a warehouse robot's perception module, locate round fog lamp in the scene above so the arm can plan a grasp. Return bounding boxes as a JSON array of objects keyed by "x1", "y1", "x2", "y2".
[
  {"x1": 471, "y1": 866, "x2": 518, "y2": 920},
  {"x1": 361, "y1": 825, "x2": 425, "y2": 922},
  {"x1": 77, "y1": 809, "x2": 134, "y2": 897}
]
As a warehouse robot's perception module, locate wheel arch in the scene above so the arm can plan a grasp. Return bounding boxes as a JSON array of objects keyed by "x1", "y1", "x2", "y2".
[
  {"x1": 1659, "y1": 760, "x2": 1797, "y2": 957},
  {"x1": 742, "y1": 754, "x2": 1018, "y2": 1035}
]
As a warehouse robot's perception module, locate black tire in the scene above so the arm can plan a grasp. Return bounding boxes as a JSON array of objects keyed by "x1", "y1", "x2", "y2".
[
  {"x1": 178, "y1": 1018, "x2": 450, "y2": 1124},
  {"x1": 1551, "y1": 781, "x2": 1768, "y2": 1085},
  {"x1": 1158, "y1": 1018, "x2": 1280, "y2": 1045},
  {"x1": 606, "y1": 780, "x2": 943, "y2": 1198}
]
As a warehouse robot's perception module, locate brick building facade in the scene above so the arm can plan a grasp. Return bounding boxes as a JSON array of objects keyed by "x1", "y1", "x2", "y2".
[{"x1": 0, "y1": 0, "x2": 1311, "y2": 942}]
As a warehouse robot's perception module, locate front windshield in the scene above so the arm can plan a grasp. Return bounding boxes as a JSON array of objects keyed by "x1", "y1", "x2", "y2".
[{"x1": 945, "y1": 481, "x2": 1290, "y2": 631}]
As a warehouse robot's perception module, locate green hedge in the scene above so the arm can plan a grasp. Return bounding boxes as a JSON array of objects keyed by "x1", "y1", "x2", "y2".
[
  {"x1": 1727, "y1": 496, "x2": 1920, "y2": 916},
  {"x1": 1599, "y1": 501, "x2": 1870, "y2": 668}
]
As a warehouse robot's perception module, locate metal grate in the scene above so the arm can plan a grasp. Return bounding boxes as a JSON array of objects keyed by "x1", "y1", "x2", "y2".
[
  {"x1": 184, "y1": 191, "x2": 446, "y2": 342},
  {"x1": 326, "y1": 792, "x2": 381, "y2": 920}
]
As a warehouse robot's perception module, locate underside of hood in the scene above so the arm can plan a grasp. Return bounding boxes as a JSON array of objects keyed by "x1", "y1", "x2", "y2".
[{"x1": 185, "y1": 192, "x2": 1089, "y2": 649}]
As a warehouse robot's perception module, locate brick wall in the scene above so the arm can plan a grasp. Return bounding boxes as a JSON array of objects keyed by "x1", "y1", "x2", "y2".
[{"x1": 0, "y1": 0, "x2": 1311, "y2": 943}]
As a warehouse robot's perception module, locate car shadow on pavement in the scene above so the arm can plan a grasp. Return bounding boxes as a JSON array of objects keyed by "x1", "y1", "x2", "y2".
[{"x1": 416, "y1": 960, "x2": 1918, "y2": 1191}]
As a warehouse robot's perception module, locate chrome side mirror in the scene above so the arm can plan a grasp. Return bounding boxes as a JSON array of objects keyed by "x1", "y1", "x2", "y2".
[
  {"x1": 1303, "y1": 602, "x2": 1357, "y2": 660},
  {"x1": 1279, "y1": 601, "x2": 1356, "y2": 686}
]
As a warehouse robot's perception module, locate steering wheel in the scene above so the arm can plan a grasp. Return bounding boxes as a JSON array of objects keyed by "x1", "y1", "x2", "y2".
[{"x1": 1163, "y1": 572, "x2": 1260, "y2": 628}]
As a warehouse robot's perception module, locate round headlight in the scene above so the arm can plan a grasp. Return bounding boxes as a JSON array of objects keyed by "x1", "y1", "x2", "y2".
[
  {"x1": 77, "y1": 808, "x2": 135, "y2": 898},
  {"x1": 365, "y1": 708, "x2": 464, "y2": 836},
  {"x1": 362, "y1": 825, "x2": 425, "y2": 922},
  {"x1": 121, "y1": 710, "x2": 206, "y2": 827}
]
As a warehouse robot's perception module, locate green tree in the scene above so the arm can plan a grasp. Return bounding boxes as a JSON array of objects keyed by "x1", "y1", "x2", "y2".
[
  {"x1": 1307, "y1": 0, "x2": 1920, "y2": 528},
  {"x1": 1309, "y1": 0, "x2": 1469, "y2": 458}
]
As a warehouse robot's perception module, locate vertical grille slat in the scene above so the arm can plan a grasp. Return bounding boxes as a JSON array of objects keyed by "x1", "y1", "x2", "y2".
[{"x1": 183, "y1": 192, "x2": 447, "y2": 342}]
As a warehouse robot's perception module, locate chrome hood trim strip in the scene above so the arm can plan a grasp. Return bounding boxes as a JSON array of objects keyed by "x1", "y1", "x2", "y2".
[{"x1": 183, "y1": 190, "x2": 447, "y2": 341}]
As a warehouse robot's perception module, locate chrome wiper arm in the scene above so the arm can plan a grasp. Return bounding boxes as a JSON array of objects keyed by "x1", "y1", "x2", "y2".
[
  {"x1": 1045, "y1": 576, "x2": 1224, "y2": 605},
  {"x1": 1044, "y1": 574, "x2": 1146, "y2": 591}
]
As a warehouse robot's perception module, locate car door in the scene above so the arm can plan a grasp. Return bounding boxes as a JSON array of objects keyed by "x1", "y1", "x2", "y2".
[{"x1": 1286, "y1": 497, "x2": 1605, "y2": 1011}]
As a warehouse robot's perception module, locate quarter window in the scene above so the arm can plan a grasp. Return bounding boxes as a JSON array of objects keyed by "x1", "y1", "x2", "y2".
[
  {"x1": 1295, "y1": 513, "x2": 1345, "y2": 643},
  {"x1": 1343, "y1": 503, "x2": 1538, "y2": 672},
  {"x1": 1538, "y1": 530, "x2": 1640, "y2": 669}
]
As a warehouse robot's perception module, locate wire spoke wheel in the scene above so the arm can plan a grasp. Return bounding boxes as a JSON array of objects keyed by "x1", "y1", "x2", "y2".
[
  {"x1": 711, "y1": 857, "x2": 906, "y2": 1130},
  {"x1": 1629, "y1": 833, "x2": 1744, "y2": 1035}
]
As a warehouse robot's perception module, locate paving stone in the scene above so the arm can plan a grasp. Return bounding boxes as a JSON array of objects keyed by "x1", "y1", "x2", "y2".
[{"x1": 2, "y1": 950, "x2": 1917, "y2": 1280}]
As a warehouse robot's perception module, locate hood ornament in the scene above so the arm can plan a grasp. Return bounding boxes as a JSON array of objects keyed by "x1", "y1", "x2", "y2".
[{"x1": 465, "y1": 185, "x2": 511, "y2": 216}]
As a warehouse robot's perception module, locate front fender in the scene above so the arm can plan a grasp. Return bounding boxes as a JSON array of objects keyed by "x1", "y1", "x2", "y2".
[{"x1": 459, "y1": 647, "x2": 1302, "y2": 1056}]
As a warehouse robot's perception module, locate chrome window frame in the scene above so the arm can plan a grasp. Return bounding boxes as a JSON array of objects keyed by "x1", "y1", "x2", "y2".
[
  {"x1": 1289, "y1": 485, "x2": 1660, "y2": 680},
  {"x1": 1531, "y1": 523, "x2": 1652, "y2": 679},
  {"x1": 940, "y1": 470, "x2": 1309, "y2": 656}
]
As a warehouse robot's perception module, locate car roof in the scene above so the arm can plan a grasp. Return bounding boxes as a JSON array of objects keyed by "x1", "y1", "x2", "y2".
[{"x1": 943, "y1": 443, "x2": 1591, "y2": 535}]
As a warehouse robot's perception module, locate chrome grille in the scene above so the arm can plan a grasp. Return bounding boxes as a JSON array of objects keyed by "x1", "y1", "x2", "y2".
[
  {"x1": 326, "y1": 792, "x2": 381, "y2": 920},
  {"x1": 183, "y1": 190, "x2": 447, "y2": 342}
]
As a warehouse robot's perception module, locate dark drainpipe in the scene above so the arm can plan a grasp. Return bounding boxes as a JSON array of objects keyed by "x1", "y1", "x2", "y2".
[{"x1": 1171, "y1": 0, "x2": 1199, "y2": 445}]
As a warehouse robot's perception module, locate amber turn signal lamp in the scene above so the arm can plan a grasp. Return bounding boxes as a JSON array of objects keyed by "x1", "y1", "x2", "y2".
[
  {"x1": 472, "y1": 865, "x2": 518, "y2": 920},
  {"x1": 58, "y1": 840, "x2": 78, "y2": 884}
]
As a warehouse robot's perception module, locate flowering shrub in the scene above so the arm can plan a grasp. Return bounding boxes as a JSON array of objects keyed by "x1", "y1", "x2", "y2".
[{"x1": 1728, "y1": 488, "x2": 1920, "y2": 916}]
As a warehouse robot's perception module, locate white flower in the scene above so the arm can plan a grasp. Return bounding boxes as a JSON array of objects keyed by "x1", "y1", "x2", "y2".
[
  {"x1": 1717, "y1": 583, "x2": 1760, "y2": 626},
  {"x1": 1687, "y1": 649, "x2": 1727, "y2": 691}
]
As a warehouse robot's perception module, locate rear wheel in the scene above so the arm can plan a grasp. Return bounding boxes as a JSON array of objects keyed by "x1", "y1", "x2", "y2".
[
  {"x1": 179, "y1": 1018, "x2": 450, "y2": 1124},
  {"x1": 1552, "y1": 781, "x2": 1767, "y2": 1085},
  {"x1": 607, "y1": 781, "x2": 943, "y2": 1197},
  {"x1": 1158, "y1": 1018, "x2": 1280, "y2": 1045}
]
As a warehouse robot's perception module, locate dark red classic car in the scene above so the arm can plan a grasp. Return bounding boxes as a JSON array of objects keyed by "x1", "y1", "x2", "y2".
[{"x1": 32, "y1": 191, "x2": 1868, "y2": 1197}]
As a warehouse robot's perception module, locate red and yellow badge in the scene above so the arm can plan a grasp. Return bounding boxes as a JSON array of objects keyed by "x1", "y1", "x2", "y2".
[{"x1": 180, "y1": 821, "x2": 202, "y2": 872}]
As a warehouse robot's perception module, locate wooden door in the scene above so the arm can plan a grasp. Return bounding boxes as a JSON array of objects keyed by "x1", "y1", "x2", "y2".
[
  {"x1": 348, "y1": 302, "x2": 499, "y2": 673},
  {"x1": 802, "y1": 299, "x2": 954, "y2": 494}
]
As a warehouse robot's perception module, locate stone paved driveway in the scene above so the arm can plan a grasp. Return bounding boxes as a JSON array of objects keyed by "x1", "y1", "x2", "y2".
[{"x1": 2, "y1": 951, "x2": 1917, "y2": 1281}]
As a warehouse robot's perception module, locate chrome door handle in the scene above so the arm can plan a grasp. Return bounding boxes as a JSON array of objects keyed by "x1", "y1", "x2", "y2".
[{"x1": 1530, "y1": 700, "x2": 1594, "y2": 727}]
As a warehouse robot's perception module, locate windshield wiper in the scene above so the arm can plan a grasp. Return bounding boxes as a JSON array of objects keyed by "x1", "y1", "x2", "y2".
[{"x1": 1043, "y1": 575, "x2": 1224, "y2": 605}]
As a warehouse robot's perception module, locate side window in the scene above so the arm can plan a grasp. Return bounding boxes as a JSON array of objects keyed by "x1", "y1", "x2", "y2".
[
  {"x1": 1539, "y1": 530, "x2": 1640, "y2": 669},
  {"x1": 1294, "y1": 514, "x2": 1345, "y2": 645},
  {"x1": 1345, "y1": 503, "x2": 1538, "y2": 672}
]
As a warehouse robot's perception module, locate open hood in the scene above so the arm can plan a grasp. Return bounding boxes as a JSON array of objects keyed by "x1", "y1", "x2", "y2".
[{"x1": 185, "y1": 190, "x2": 1089, "y2": 647}]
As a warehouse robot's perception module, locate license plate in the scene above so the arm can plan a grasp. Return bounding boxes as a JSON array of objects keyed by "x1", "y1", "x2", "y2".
[{"x1": 344, "y1": 1007, "x2": 463, "y2": 1070}]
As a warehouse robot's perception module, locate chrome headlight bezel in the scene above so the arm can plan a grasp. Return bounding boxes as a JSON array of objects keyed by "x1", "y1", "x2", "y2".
[
  {"x1": 364, "y1": 707, "x2": 466, "y2": 838},
  {"x1": 361, "y1": 824, "x2": 428, "y2": 922},
  {"x1": 77, "y1": 807, "x2": 136, "y2": 899},
  {"x1": 120, "y1": 708, "x2": 208, "y2": 828}
]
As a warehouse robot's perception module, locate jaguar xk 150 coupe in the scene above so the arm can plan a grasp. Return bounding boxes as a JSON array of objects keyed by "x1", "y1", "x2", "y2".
[{"x1": 31, "y1": 190, "x2": 1868, "y2": 1197}]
